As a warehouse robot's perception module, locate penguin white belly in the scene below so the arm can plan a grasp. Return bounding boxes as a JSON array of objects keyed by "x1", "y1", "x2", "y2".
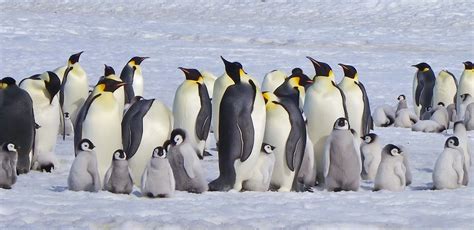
[
  {"x1": 68, "y1": 154, "x2": 94, "y2": 191},
  {"x1": 243, "y1": 153, "x2": 275, "y2": 191},
  {"x1": 433, "y1": 77, "x2": 456, "y2": 106},
  {"x1": 375, "y1": 162, "x2": 405, "y2": 191},
  {"x1": 304, "y1": 83, "x2": 345, "y2": 181},
  {"x1": 113, "y1": 88, "x2": 125, "y2": 115},
  {"x1": 129, "y1": 101, "x2": 172, "y2": 185},
  {"x1": 133, "y1": 74, "x2": 144, "y2": 97},
  {"x1": 82, "y1": 96, "x2": 122, "y2": 183},
  {"x1": 458, "y1": 72, "x2": 474, "y2": 97},
  {"x1": 211, "y1": 75, "x2": 233, "y2": 144},
  {"x1": 173, "y1": 82, "x2": 202, "y2": 152},
  {"x1": 433, "y1": 153, "x2": 463, "y2": 189},
  {"x1": 233, "y1": 91, "x2": 266, "y2": 191},
  {"x1": 340, "y1": 82, "x2": 364, "y2": 136},
  {"x1": 62, "y1": 75, "x2": 89, "y2": 125},
  {"x1": 265, "y1": 106, "x2": 293, "y2": 191}
]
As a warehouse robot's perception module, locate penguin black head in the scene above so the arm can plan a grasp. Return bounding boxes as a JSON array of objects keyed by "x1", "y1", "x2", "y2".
[
  {"x1": 412, "y1": 62, "x2": 432, "y2": 72},
  {"x1": 68, "y1": 51, "x2": 84, "y2": 65},
  {"x1": 221, "y1": 56, "x2": 244, "y2": 84},
  {"x1": 397, "y1": 94, "x2": 406, "y2": 101},
  {"x1": 2, "y1": 143, "x2": 17, "y2": 152},
  {"x1": 163, "y1": 140, "x2": 171, "y2": 152},
  {"x1": 113, "y1": 149, "x2": 127, "y2": 160},
  {"x1": 261, "y1": 143, "x2": 275, "y2": 154},
  {"x1": 290, "y1": 68, "x2": 312, "y2": 87},
  {"x1": 463, "y1": 61, "x2": 473, "y2": 70},
  {"x1": 170, "y1": 129, "x2": 186, "y2": 146},
  {"x1": 44, "y1": 71, "x2": 61, "y2": 103},
  {"x1": 338, "y1": 63, "x2": 358, "y2": 79},
  {"x1": 78, "y1": 139, "x2": 95, "y2": 152},
  {"x1": 104, "y1": 64, "x2": 116, "y2": 76},
  {"x1": 128, "y1": 56, "x2": 149, "y2": 66},
  {"x1": 96, "y1": 78, "x2": 126, "y2": 93},
  {"x1": 384, "y1": 144, "x2": 402, "y2": 156},
  {"x1": 445, "y1": 136, "x2": 459, "y2": 148},
  {"x1": 152, "y1": 146, "x2": 167, "y2": 159},
  {"x1": 362, "y1": 133, "x2": 378, "y2": 144},
  {"x1": 334, "y1": 117, "x2": 349, "y2": 130},
  {"x1": 178, "y1": 67, "x2": 202, "y2": 81},
  {"x1": 0, "y1": 77, "x2": 16, "y2": 89},
  {"x1": 306, "y1": 56, "x2": 333, "y2": 77}
]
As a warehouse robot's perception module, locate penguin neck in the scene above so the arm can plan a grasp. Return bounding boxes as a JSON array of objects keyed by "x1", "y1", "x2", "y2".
[
  {"x1": 95, "y1": 92, "x2": 118, "y2": 110},
  {"x1": 71, "y1": 64, "x2": 86, "y2": 78},
  {"x1": 313, "y1": 76, "x2": 335, "y2": 91}
]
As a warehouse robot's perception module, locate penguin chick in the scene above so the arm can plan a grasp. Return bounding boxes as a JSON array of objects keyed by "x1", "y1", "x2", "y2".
[
  {"x1": 323, "y1": 118, "x2": 361, "y2": 192},
  {"x1": 68, "y1": 139, "x2": 101, "y2": 192},
  {"x1": 0, "y1": 143, "x2": 18, "y2": 189},
  {"x1": 464, "y1": 103, "x2": 474, "y2": 130},
  {"x1": 430, "y1": 103, "x2": 449, "y2": 129},
  {"x1": 458, "y1": 94, "x2": 474, "y2": 121},
  {"x1": 396, "y1": 94, "x2": 408, "y2": 113},
  {"x1": 62, "y1": 112, "x2": 74, "y2": 139},
  {"x1": 374, "y1": 144, "x2": 406, "y2": 192},
  {"x1": 360, "y1": 133, "x2": 382, "y2": 180},
  {"x1": 103, "y1": 150, "x2": 133, "y2": 194},
  {"x1": 141, "y1": 146, "x2": 175, "y2": 198},
  {"x1": 394, "y1": 108, "x2": 419, "y2": 128},
  {"x1": 453, "y1": 121, "x2": 471, "y2": 185},
  {"x1": 433, "y1": 136, "x2": 466, "y2": 189},
  {"x1": 168, "y1": 129, "x2": 208, "y2": 193},
  {"x1": 420, "y1": 106, "x2": 433, "y2": 120},
  {"x1": 373, "y1": 105, "x2": 395, "y2": 127},
  {"x1": 243, "y1": 143, "x2": 276, "y2": 192},
  {"x1": 446, "y1": 104, "x2": 457, "y2": 123},
  {"x1": 412, "y1": 120, "x2": 446, "y2": 133},
  {"x1": 298, "y1": 135, "x2": 317, "y2": 189}
]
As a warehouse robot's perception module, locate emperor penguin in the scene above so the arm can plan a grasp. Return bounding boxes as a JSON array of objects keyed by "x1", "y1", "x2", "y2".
[
  {"x1": 172, "y1": 67, "x2": 212, "y2": 159},
  {"x1": 274, "y1": 68, "x2": 312, "y2": 110},
  {"x1": 394, "y1": 107, "x2": 419, "y2": 128},
  {"x1": 433, "y1": 136, "x2": 466, "y2": 189},
  {"x1": 74, "y1": 78, "x2": 126, "y2": 183},
  {"x1": 322, "y1": 118, "x2": 362, "y2": 192},
  {"x1": 338, "y1": 64, "x2": 373, "y2": 137},
  {"x1": 432, "y1": 70, "x2": 457, "y2": 107},
  {"x1": 122, "y1": 97, "x2": 173, "y2": 186},
  {"x1": 68, "y1": 139, "x2": 101, "y2": 192},
  {"x1": 457, "y1": 61, "x2": 474, "y2": 114},
  {"x1": 303, "y1": 57, "x2": 347, "y2": 183},
  {"x1": 20, "y1": 71, "x2": 61, "y2": 172},
  {"x1": 201, "y1": 70, "x2": 217, "y2": 99},
  {"x1": 103, "y1": 149, "x2": 133, "y2": 194},
  {"x1": 103, "y1": 65, "x2": 126, "y2": 114},
  {"x1": 209, "y1": 57, "x2": 266, "y2": 191},
  {"x1": 464, "y1": 102, "x2": 474, "y2": 130},
  {"x1": 412, "y1": 62, "x2": 436, "y2": 117},
  {"x1": 53, "y1": 65, "x2": 67, "y2": 83},
  {"x1": 374, "y1": 144, "x2": 406, "y2": 192},
  {"x1": 60, "y1": 51, "x2": 89, "y2": 128},
  {"x1": 242, "y1": 143, "x2": 276, "y2": 192},
  {"x1": 262, "y1": 92, "x2": 306, "y2": 192},
  {"x1": 0, "y1": 143, "x2": 18, "y2": 189},
  {"x1": 63, "y1": 112, "x2": 74, "y2": 137},
  {"x1": 360, "y1": 133, "x2": 382, "y2": 180},
  {"x1": 453, "y1": 121, "x2": 472, "y2": 184},
  {"x1": 262, "y1": 70, "x2": 287, "y2": 93},
  {"x1": 168, "y1": 129, "x2": 208, "y2": 193},
  {"x1": 373, "y1": 105, "x2": 395, "y2": 127},
  {"x1": 0, "y1": 77, "x2": 35, "y2": 174},
  {"x1": 120, "y1": 56, "x2": 149, "y2": 104},
  {"x1": 458, "y1": 93, "x2": 474, "y2": 121},
  {"x1": 396, "y1": 95, "x2": 408, "y2": 113},
  {"x1": 141, "y1": 146, "x2": 175, "y2": 198}
]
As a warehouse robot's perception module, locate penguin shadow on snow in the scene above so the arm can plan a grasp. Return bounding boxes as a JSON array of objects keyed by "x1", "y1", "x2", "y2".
[
  {"x1": 410, "y1": 182, "x2": 435, "y2": 191},
  {"x1": 49, "y1": 185, "x2": 68, "y2": 192}
]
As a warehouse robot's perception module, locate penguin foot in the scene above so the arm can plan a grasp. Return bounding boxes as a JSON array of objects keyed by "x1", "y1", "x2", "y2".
[
  {"x1": 208, "y1": 178, "x2": 232, "y2": 192},
  {"x1": 40, "y1": 163, "x2": 55, "y2": 173},
  {"x1": 0, "y1": 184, "x2": 12, "y2": 189},
  {"x1": 203, "y1": 151, "x2": 212, "y2": 157},
  {"x1": 197, "y1": 153, "x2": 204, "y2": 160},
  {"x1": 304, "y1": 187, "x2": 314, "y2": 193},
  {"x1": 16, "y1": 167, "x2": 29, "y2": 175}
]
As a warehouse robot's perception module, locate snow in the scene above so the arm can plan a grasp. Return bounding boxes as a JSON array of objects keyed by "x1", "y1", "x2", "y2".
[{"x1": 1, "y1": 0, "x2": 473, "y2": 228}]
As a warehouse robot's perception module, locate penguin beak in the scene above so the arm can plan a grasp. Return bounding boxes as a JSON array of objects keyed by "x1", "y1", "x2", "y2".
[
  {"x1": 338, "y1": 63, "x2": 348, "y2": 70},
  {"x1": 221, "y1": 56, "x2": 231, "y2": 66},
  {"x1": 135, "y1": 56, "x2": 149, "y2": 65},
  {"x1": 178, "y1": 67, "x2": 190, "y2": 74}
]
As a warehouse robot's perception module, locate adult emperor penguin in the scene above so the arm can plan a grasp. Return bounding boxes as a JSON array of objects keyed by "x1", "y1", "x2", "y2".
[
  {"x1": 432, "y1": 70, "x2": 457, "y2": 107},
  {"x1": 74, "y1": 78, "x2": 126, "y2": 183},
  {"x1": 68, "y1": 139, "x2": 101, "y2": 192},
  {"x1": 457, "y1": 61, "x2": 474, "y2": 113},
  {"x1": 360, "y1": 133, "x2": 382, "y2": 180},
  {"x1": 262, "y1": 69, "x2": 287, "y2": 93},
  {"x1": 122, "y1": 97, "x2": 172, "y2": 186},
  {"x1": 322, "y1": 118, "x2": 362, "y2": 191},
  {"x1": 263, "y1": 91, "x2": 305, "y2": 192},
  {"x1": 103, "y1": 149, "x2": 133, "y2": 194},
  {"x1": 243, "y1": 143, "x2": 276, "y2": 192},
  {"x1": 303, "y1": 57, "x2": 347, "y2": 183},
  {"x1": 20, "y1": 71, "x2": 61, "y2": 172},
  {"x1": 60, "y1": 51, "x2": 89, "y2": 128},
  {"x1": 172, "y1": 67, "x2": 212, "y2": 159},
  {"x1": 0, "y1": 143, "x2": 18, "y2": 189},
  {"x1": 338, "y1": 64, "x2": 373, "y2": 137},
  {"x1": 141, "y1": 146, "x2": 175, "y2": 198},
  {"x1": 274, "y1": 68, "x2": 313, "y2": 110},
  {"x1": 374, "y1": 144, "x2": 407, "y2": 192},
  {"x1": 433, "y1": 136, "x2": 466, "y2": 190},
  {"x1": 103, "y1": 65, "x2": 126, "y2": 114},
  {"x1": 120, "y1": 56, "x2": 149, "y2": 104},
  {"x1": 412, "y1": 62, "x2": 436, "y2": 117},
  {"x1": 0, "y1": 77, "x2": 36, "y2": 174},
  {"x1": 209, "y1": 57, "x2": 266, "y2": 191}
]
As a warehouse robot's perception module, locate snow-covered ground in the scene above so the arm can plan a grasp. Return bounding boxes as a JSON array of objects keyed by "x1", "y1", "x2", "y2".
[{"x1": 1, "y1": 0, "x2": 473, "y2": 228}]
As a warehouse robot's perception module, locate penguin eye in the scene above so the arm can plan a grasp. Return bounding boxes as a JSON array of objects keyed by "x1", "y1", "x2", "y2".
[
  {"x1": 158, "y1": 150, "x2": 166, "y2": 158},
  {"x1": 390, "y1": 149, "x2": 399, "y2": 155},
  {"x1": 365, "y1": 136, "x2": 371, "y2": 143},
  {"x1": 153, "y1": 148, "x2": 159, "y2": 157},
  {"x1": 114, "y1": 152, "x2": 120, "y2": 159},
  {"x1": 174, "y1": 135, "x2": 183, "y2": 145},
  {"x1": 264, "y1": 145, "x2": 272, "y2": 153},
  {"x1": 7, "y1": 143, "x2": 16, "y2": 152},
  {"x1": 82, "y1": 143, "x2": 89, "y2": 150}
]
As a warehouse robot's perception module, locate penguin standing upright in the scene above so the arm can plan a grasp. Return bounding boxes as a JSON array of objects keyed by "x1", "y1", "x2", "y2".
[
  {"x1": 432, "y1": 70, "x2": 457, "y2": 107},
  {"x1": 303, "y1": 57, "x2": 347, "y2": 183},
  {"x1": 262, "y1": 70, "x2": 287, "y2": 93},
  {"x1": 74, "y1": 78, "x2": 125, "y2": 183},
  {"x1": 0, "y1": 143, "x2": 18, "y2": 189},
  {"x1": 243, "y1": 143, "x2": 276, "y2": 192},
  {"x1": 0, "y1": 77, "x2": 36, "y2": 174},
  {"x1": 103, "y1": 65, "x2": 126, "y2": 114},
  {"x1": 465, "y1": 103, "x2": 474, "y2": 130},
  {"x1": 412, "y1": 62, "x2": 436, "y2": 117},
  {"x1": 141, "y1": 146, "x2": 175, "y2": 198},
  {"x1": 274, "y1": 68, "x2": 312, "y2": 110},
  {"x1": 20, "y1": 71, "x2": 61, "y2": 172},
  {"x1": 60, "y1": 51, "x2": 89, "y2": 127},
  {"x1": 433, "y1": 136, "x2": 466, "y2": 190},
  {"x1": 360, "y1": 133, "x2": 382, "y2": 180},
  {"x1": 209, "y1": 57, "x2": 266, "y2": 191},
  {"x1": 374, "y1": 144, "x2": 407, "y2": 192},
  {"x1": 457, "y1": 61, "x2": 474, "y2": 113},
  {"x1": 120, "y1": 56, "x2": 149, "y2": 105},
  {"x1": 122, "y1": 98, "x2": 173, "y2": 186},
  {"x1": 103, "y1": 150, "x2": 133, "y2": 194},
  {"x1": 453, "y1": 121, "x2": 471, "y2": 185},
  {"x1": 172, "y1": 68, "x2": 212, "y2": 159},
  {"x1": 68, "y1": 139, "x2": 101, "y2": 192},
  {"x1": 262, "y1": 92, "x2": 306, "y2": 192}
]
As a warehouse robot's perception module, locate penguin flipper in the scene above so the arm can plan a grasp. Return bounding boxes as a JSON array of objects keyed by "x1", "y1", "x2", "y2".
[
  {"x1": 74, "y1": 94, "x2": 101, "y2": 155},
  {"x1": 141, "y1": 166, "x2": 148, "y2": 192},
  {"x1": 414, "y1": 76, "x2": 423, "y2": 107},
  {"x1": 333, "y1": 81, "x2": 349, "y2": 119},
  {"x1": 237, "y1": 114, "x2": 255, "y2": 162},
  {"x1": 178, "y1": 151, "x2": 195, "y2": 179},
  {"x1": 103, "y1": 166, "x2": 112, "y2": 190},
  {"x1": 195, "y1": 83, "x2": 212, "y2": 141},
  {"x1": 357, "y1": 82, "x2": 373, "y2": 135},
  {"x1": 122, "y1": 99, "x2": 154, "y2": 159}
]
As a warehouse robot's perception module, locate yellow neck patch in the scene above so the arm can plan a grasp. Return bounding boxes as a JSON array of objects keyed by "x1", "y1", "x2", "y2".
[
  {"x1": 0, "y1": 83, "x2": 7, "y2": 89},
  {"x1": 96, "y1": 83, "x2": 106, "y2": 92},
  {"x1": 239, "y1": 69, "x2": 245, "y2": 77},
  {"x1": 422, "y1": 68, "x2": 430, "y2": 72}
]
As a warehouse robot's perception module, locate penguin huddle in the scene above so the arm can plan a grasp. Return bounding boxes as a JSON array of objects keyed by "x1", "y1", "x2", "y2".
[{"x1": 1, "y1": 54, "x2": 472, "y2": 196}]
